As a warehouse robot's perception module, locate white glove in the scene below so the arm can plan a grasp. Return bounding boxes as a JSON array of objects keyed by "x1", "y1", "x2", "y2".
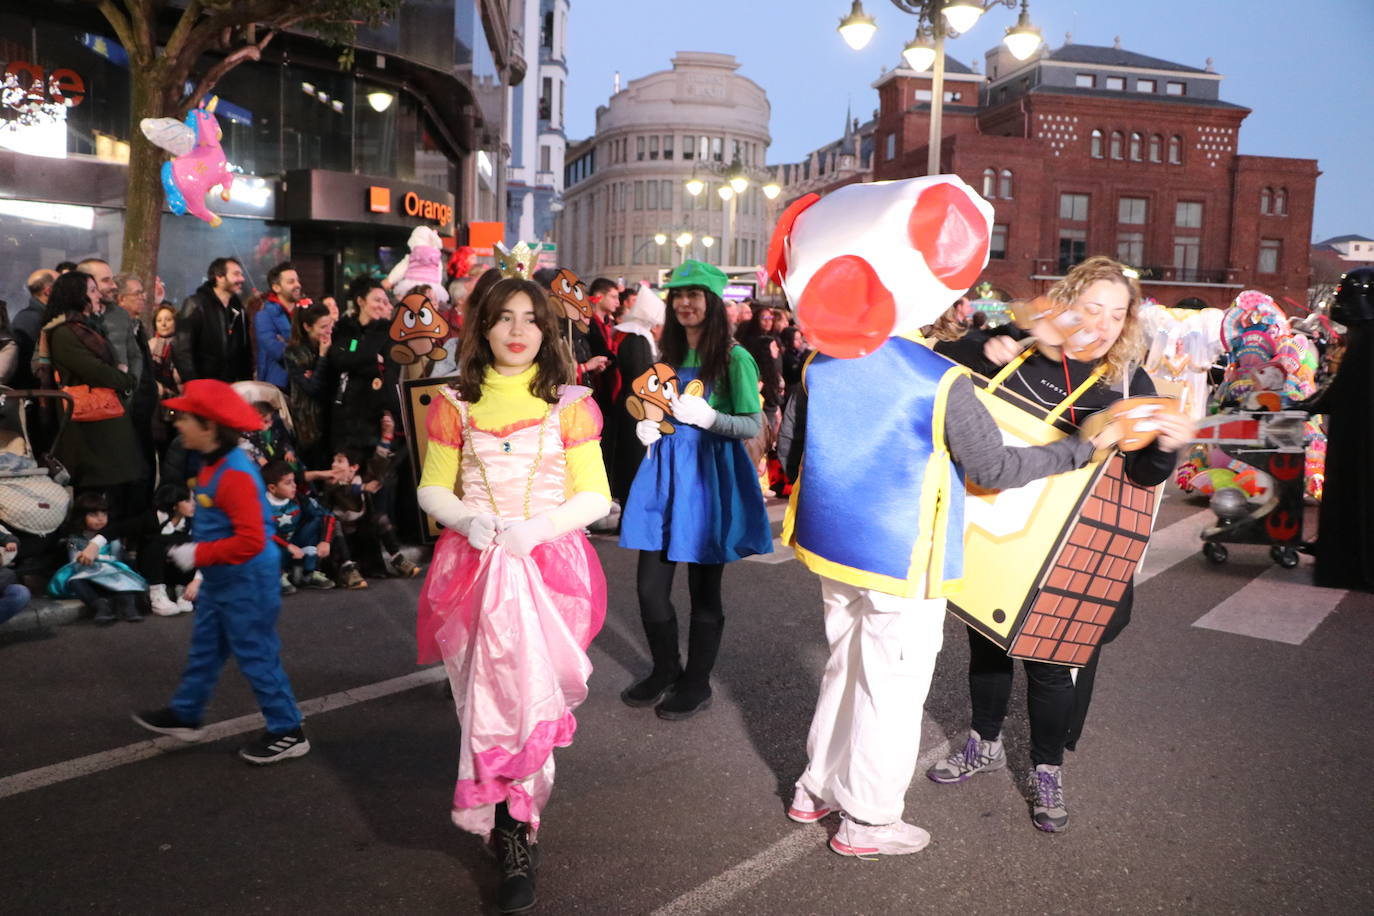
[
  {"x1": 168, "y1": 543, "x2": 198, "y2": 571},
  {"x1": 466, "y1": 513, "x2": 503, "y2": 550},
  {"x1": 635, "y1": 418, "x2": 663, "y2": 447},
  {"x1": 669, "y1": 390, "x2": 717, "y2": 429},
  {"x1": 495, "y1": 515, "x2": 555, "y2": 558}
]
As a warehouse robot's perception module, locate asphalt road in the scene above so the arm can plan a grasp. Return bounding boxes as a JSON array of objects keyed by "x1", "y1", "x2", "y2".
[{"x1": 3, "y1": 492, "x2": 1372, "y2": 915}]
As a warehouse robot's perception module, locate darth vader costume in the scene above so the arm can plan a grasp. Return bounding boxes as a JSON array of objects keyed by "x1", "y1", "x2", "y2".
[{"x1": 1311, "y1": 267, "x2": 1374, "y2": 591}]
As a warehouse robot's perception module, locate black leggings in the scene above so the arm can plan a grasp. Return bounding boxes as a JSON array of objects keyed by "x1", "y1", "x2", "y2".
[
  {"x1": 968, "y1": 592, "x2": 1133, "y2": 766},
  {"x1": 635, "y1": 551, "x2": 724, "y2": 627}
]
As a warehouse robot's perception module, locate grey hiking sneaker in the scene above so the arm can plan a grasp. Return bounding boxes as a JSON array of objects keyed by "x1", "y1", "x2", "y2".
[
  {"x1": 1028, "y1": 764, "x2": 1069, "y2": 832},
  {"x1": 927, "y1": 729, "x2": 1006, "y2": 784}
]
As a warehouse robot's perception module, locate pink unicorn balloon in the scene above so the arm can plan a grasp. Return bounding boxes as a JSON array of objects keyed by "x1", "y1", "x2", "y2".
[{"x1": 141, "y1": 107, "x2": 234, "y2": 227}]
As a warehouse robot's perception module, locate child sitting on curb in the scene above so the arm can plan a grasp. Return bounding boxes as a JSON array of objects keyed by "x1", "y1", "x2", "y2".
[
  {"x1": 130, "y1": 483, "x2": 200, "y2": 616},
  {"x1": 0, "y1": 522, "x2": 32, "y2": 628},
  {"x1": 263, "y1": 459, "x2": 360, "y2": 592},
  {"x1": 49, "y1": 492, "x2": 147, "y2": 625}
]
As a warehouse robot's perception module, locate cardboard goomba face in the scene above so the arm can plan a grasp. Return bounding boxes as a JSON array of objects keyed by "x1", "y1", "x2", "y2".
[
  {"x1": 624, "y1": 363, "x2": 705, "y2": 433},
  {"x1": 389, "y1": 292, "x2": 451, "y2": 365},
  {"x1": 550, "y1": 268, "x2": 593, "y2": 332},
  {"x1": 1105, "y1": 396, "x2": 1178, "y2": 451}
]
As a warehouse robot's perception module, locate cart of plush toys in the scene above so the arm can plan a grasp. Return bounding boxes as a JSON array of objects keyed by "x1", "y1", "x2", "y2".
[{"x1": 1163, "y1": 291, "x2": 1335, "y2": 567}]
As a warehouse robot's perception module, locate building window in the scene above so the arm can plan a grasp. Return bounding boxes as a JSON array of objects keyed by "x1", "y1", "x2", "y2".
[
  {"x1": 663, "y1": 135, "x2": 674, "y2": 160},
  {"x1": 649, "y1": 136, "x2": 659, "y2": 160},
  {"x1": 1059, "y1": 192, "x2": 1089, "y2": 222},
  {"x1": 646, "y1": 180, "x2": 658, "y2": 210},
  {"x1": 1059, "y1": 229, "x2": 1088, "y2": 273},
  {"x1": 1117, "y1": 231, "x2": 1145, "y2": 265},
  {"x1": 1119, "y1": 197, "x2": 1148, "y2": 225},
  {"x1": 1149, "y1": 134, "x2": 1162, "y2": 162},
  {"x1": 999, "y1": 169, "x2": 1013, "y2": 199},
  {"x1": 1275, "y1": 188, "x2": 1287, "y2": 215},
  {"x1": 637, "y1": 136, "x2": 645, "y2": 161},
  {"x1": 1176, "y1": 201, "x2": 1203, "y2": 228},
  {"x1": 1137, "y1": 78, "x2": 1156, "y2": 93},
  {"x1": 1105, "y1": 76, "x2": 1125, "y2": 91},
  {"x1": 1168, "y1": 135, "x2": 1182, "y2": 164},
  {"x1": 540, "y1": 145, "x2": 551, "y2": 173},
  {"x1": 1129, "y1": 132, "x2": 1143, "y2": 161},
  {"x1": 1173, "y1": 236, "x2": 1200, "y2": 273},
  {"x1": 1090, "y1": 129, "x2": 1103, "y2": 158},
  {"x1": 539, "y1": 77, "x2": 552, "y2": 120},
  {"x1": 1075, "y1": 73, "x2": 1096, "y2": 88},
  {"x1": 683, "y1": 134, "x2": 696, "y2": 160},
  {"x1": 1258, "y1": 238, "x2": 1282, "y2": 274},
  {"x1": 885, "y1": 133, "x2": 896, "y2": 160},
  {"x1": 733, "y1": 139, "x2": 742, "y2": 162},
  {"x1": 711, "y1": 136, "x2": 724, "y2": 161},
  {"x1": 990, "y1": 224, "x2": 1008, "y2": 260},
  {"x1": 1260, "y1": 187, "x2": 1272, "y2": 214},
  {"x1": 661, "y1": 180, "x2": 672, "y2": 211},
  {"x1": 1166, "y1": 81, "x2": 1186, "y2": 96},
  {"x1": 633, "y1": 180, "x2": 644, "y2": 210},
  {"x1": 1110, "y1": 131, "x2": 1124, "y2": 159},
  {"x1": 982, "y1": 168, "x2": 995, "y2": 198}
]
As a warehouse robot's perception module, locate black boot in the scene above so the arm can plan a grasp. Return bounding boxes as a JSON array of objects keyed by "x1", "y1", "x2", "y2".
[
  {"x1": 656, "y1": 617, "x2": 723, "y2": 720},
  {"x1": 116, "y1": 594, "x2": 143, "y2": 623},
  {"x1": 621, "y1": 618, "x2": 681, "y2": 707},
  {"x1": 91, "y1": 598, "x2": 116, "y2": 626},
  {"x1": 491, "y1": 817, "x2": 538, "y2": 913}
]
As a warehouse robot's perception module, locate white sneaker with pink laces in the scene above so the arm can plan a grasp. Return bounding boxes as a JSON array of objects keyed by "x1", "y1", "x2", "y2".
[
  {"x1": 829, "y1": 816, "x2": 931, "y2": 858},
  {"x1": 787, "y1": 785, "x2": 833, "y2": 823}
]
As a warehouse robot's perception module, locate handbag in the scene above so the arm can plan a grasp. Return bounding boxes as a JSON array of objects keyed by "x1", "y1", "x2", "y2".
[{"x1": 64, "y1": 384, "x2": 126, "y2": 422}]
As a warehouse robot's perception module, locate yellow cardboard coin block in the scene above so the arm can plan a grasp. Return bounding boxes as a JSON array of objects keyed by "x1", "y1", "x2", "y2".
[
  {"x1": 947, "y1": 373, "x2": 1161, "y2": 666},
  {"x1": 400, "y1": 374, "x2": 463, "y2": 542}
]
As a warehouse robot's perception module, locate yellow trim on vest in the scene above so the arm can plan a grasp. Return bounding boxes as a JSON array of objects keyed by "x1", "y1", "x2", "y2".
[{"x1": 984, "y1": 346, "x2": 1106, "y2": 424}]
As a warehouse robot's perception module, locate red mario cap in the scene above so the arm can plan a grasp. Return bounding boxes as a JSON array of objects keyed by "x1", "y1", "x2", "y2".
[{"x1": 162, "y1": 379, "x2": 265, "y2": 432}]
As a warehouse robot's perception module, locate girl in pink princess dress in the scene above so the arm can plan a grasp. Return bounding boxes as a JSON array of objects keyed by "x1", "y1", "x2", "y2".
[{"x1": 414, "y1": 276, "x2": 609, "y2": 914}]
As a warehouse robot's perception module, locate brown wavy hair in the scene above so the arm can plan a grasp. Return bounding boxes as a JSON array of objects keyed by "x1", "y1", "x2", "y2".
[
  {"x1": 1043, "y1": 255, "x2": 1145, "y2": 384},
  {"x1": 454, "y1": 277, "x2": 572, "y2": 403}
]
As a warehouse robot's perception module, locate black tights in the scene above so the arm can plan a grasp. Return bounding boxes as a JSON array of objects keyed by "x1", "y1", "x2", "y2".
[{"x1": 635, "y1": 551, "x2": 724, "y2": 628}]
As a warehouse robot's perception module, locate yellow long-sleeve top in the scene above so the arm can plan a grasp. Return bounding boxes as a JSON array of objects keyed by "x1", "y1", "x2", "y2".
[{"x1": 418, "y1": 365, "x2": 610, "y2": 503}]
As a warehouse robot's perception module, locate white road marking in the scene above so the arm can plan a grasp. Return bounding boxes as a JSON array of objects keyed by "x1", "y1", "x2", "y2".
[
  {"x1": 649, "y1": 739, "x2": 951, "y2": 916},
  {"x1": 1135, "y1": 508, "x2": 1213, "y2": 584},
  {"x1": 0, "y1": 667, "x2": 448, "y2": 800},
  {"x1": 1193, "y1": 563, "x2": 1347, "y2": 645}
]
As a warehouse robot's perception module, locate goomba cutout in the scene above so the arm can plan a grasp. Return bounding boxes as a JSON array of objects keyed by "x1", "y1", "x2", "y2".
[
  {"x1": 389, "y1": 292, "x2": 450, "y2": 365},
  {"x1": 624, "y1": 363, "x2": 705, "y2": 434},
  {"x1": 550, "y1": 268, "x2": 593, "y2": 332}
]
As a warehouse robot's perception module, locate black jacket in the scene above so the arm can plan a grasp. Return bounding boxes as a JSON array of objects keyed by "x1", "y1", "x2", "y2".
[
  {"x1": 10, "y1": 296, "x2": 46, "y2": 389},
  {"x1": 328, "y1": 316, "x2": 402, "y2": 452},
  {"x1": 174, "y1": 283, "x2": 252, "y2": 383}
]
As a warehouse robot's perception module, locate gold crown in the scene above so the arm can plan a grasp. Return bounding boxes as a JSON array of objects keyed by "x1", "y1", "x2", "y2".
[{"x1": 495, "y1": 241, "x2": 543, "y2": 280}]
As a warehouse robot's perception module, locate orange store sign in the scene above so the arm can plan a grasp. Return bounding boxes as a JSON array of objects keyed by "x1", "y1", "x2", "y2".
[{"x1": 368, "y1": 185, "x2": 452, "y2": 227}]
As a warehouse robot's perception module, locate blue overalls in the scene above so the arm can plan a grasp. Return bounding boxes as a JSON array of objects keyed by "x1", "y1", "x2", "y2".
[{"x1": 171, "y1": 448, "x2": 303, "y2": 733}]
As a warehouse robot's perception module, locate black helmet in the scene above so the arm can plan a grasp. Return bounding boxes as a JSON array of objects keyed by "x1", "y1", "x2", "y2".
[{"x1": 1332, "y1": 266, "x2": 1374, "y2": 324}]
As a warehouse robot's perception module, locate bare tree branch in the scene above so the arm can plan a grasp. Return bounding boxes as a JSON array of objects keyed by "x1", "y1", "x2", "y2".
[
  {"x1": 181, "y1": 25, "x2": 290, "y2": 113},
  {"x1": 94, "y1": 0, "x2": 140, "y2": 59},
  {"x1": 163, "y1": 0, "x2": 207, "y2": 64}
]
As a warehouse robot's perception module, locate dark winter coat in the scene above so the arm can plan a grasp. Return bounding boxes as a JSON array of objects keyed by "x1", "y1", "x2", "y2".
[{"x1": 174, "y1": 283, "x2": 252, "y2": 383}]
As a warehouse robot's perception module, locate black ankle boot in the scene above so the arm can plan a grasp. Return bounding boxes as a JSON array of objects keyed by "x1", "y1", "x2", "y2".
[
  {"x1": 656, "y1": 617, "x2": 723, "y2": 721},
  {"x1": 621, "y1": 618, "x2": 681, "y2": 707},
  {"x1": 116, "y1": 594, "x2": 143, "y2": 623},
  {"x1": 91, "y1": 599, "x2": 116, "y2": 626},
  {"x1": 492, "y1": 822, "x2": 539, "y2": 913}
]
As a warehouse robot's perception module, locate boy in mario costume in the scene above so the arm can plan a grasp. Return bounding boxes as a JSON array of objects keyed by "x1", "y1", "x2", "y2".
[
  {"x1": 133, "y1": 379, "x2": 310, "y2": 765},
  {"x1": 773, "y1": 175, "x2": 1117, "y2": 856}
]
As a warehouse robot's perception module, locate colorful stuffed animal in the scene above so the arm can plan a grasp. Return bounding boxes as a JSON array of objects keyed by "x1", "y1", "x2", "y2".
[{"x1": 388, "y1": 225, "x2": 449, "y2": 304}]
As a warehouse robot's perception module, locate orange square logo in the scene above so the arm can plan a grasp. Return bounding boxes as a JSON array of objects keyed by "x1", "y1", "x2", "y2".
[{"x1": 368, "y1": 186, "x2": 391, "y2": 213}]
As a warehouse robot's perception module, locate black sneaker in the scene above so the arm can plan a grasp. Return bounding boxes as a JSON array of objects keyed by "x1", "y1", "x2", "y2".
[
  {"x1": 117, "y1": 595, "x2": 144, "y2": 623},
  {"x1": 239, "y1": 727, "x2": 311, "y2": 765},
  {"x1": 492, "y1": 825, "x2": 540, "y2": 913},
  {"x1": 131, "y1": 707, "x2": 205, "y2": 742},
  {"x1": 92, "y1": 599, "x2": 116, "y2": 626}
]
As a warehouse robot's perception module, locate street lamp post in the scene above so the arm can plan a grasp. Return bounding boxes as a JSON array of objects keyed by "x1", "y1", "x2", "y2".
[
  {"x1": 838, "y1": 0, "x2": 1042, "y2": 176},
  {"x1": 684, "y1": 159, "x2": 780, "y2": 276}
]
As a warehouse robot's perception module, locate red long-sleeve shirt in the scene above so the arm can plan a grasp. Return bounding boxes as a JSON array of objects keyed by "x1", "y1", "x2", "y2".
[{"x1": 193, "y1": 459, "x2": 268, "y2": 567}]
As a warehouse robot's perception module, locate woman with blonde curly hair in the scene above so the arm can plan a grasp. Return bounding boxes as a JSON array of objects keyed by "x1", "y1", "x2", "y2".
[{"x1": 928, "y1": 255, "x2": 1194, "y2": 834}]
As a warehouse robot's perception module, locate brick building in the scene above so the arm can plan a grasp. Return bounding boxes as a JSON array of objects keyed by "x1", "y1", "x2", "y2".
[{"x1": 871, "y1": 40, "x2": 1319, "y2": 311}]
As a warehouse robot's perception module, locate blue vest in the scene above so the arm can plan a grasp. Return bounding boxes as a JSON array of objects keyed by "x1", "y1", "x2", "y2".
[
  {"x1": 193, "y1": 447, "x2": 278, "y2": 582},
  {"x1": 783, "y1": 336, "x2": 966, "y2": 598}
]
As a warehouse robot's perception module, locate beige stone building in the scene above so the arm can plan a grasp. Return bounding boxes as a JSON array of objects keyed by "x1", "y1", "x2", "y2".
[{"x1": 557, "y1": 52, "x2": 773, "y2": 286}]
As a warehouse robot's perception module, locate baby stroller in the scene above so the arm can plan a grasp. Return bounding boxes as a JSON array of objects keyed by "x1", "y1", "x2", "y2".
[{"x1": 0, "y1": 387, "x2": 75, "y2": 581}]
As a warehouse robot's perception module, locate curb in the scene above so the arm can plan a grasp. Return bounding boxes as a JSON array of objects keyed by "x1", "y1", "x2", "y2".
[{"x1": 0, "y1": 597, "x2": 85, "y2": 634}]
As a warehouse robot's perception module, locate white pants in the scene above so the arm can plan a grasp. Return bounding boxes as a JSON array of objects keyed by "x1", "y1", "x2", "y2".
[{"x1": 797, "y1": 576, "x2": 946, "y2": 825}]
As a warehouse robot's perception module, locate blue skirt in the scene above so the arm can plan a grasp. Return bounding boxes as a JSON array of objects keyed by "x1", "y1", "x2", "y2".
[{"x1": 620, "y1": 431, "x2": 773, "y2": 565}]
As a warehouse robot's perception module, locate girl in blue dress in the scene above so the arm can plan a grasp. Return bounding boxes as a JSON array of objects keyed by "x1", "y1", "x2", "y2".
[{"x1": 619, "y1": 260, "x2": 772, "y2": 719}]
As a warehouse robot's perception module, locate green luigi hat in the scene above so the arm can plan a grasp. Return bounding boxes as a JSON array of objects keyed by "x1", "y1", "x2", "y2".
[{"x1": 663, "y1": 259, "x2": 728, "y2": 298}]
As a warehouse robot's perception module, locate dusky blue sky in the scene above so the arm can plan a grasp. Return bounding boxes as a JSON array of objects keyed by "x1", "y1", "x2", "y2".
[{"x1": 565, "y1": 0, "x2": 1373, "y2": 242}]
